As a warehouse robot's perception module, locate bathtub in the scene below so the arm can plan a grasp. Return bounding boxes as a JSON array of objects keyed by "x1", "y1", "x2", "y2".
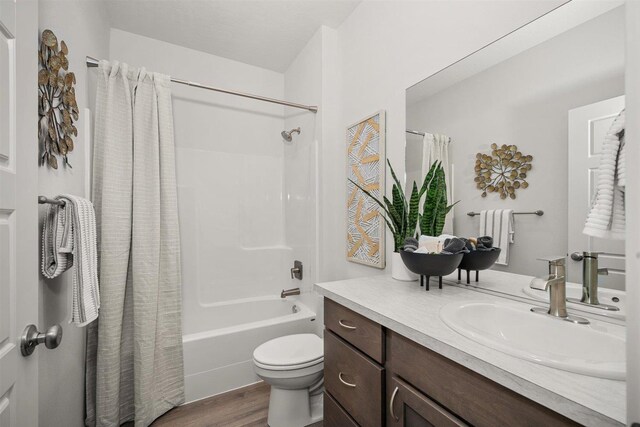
[{"x1": 182, "y1": 296, "x2": 318, "y2": 403}]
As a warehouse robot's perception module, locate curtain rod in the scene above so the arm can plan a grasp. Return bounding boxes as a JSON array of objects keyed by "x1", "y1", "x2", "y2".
[
  {"x1": 86, "y1": 56, "x2": 318, "y2": 113},
  {"x1": 406, "y1": 129, "x2": 454, "y2": 144}
]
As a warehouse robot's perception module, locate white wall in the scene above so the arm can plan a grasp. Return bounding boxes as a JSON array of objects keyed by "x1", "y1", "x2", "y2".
[
  {"x1": 625, "y1": 1, "x2": 640, "y2": 423},
  {"x1": 283, "y1": 27, "x2": 323, "y2": 329},
  {"x1": 406, "y1": 7, "x2": 625, "y2": 277},
  {"x1": 37, "y1": 2, "x2": 110, "y2": 426},
  {"x1": 108, "y1": 29, "x2": 292, "y2": 335},
  {"x1": 281, "y1": 24, "x2": 340, "y2": 330},
  {"x1": 318, "y1": 0, "x2": 567, "y2": 282}
]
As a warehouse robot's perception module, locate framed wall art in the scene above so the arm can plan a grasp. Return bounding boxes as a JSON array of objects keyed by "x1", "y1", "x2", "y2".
[{"x1": 346, "y1": 110, "x2": 386, "y2": 268}]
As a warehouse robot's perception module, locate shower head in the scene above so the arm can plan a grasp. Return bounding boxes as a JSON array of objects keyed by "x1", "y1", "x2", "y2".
[{"x1": 281, "y1": 127, "x2": 301, "y2": 142}]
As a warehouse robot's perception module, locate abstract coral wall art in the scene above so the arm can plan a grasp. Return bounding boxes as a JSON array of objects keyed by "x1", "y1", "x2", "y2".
[
  {"x1": 38, "y1": 29, "x2": 78, "y2": 169},
  {"x1": 346, "y1": 111, "x2": 386, "y2": 268},
  {"x1": 474, "y1": 143, "x2": 533, "y2": 199}
]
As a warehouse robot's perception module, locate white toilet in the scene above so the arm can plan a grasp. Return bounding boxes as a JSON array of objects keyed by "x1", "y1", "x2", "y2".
[{"x1": 253, "y1": 334, "x2": 324, "y2": 427}]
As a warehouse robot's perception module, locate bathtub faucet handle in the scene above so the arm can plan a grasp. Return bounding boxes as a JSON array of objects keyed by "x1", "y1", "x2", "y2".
[
  {"x1": 290, "y1": 260, "x2": 303, "y2": 280},
  {"x1": 281, "y1": 288, "x2": 301, "y2": 298}
]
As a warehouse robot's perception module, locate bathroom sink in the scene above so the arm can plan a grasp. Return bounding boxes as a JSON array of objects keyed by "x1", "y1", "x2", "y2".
[
  {"x1": 439, "y1": 301, "x2": 625, "y2": 380},
  {"x1": 522, "y1": 283, "x2": 626, "y2": 316}
]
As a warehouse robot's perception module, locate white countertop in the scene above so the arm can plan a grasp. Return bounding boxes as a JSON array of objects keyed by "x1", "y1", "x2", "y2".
[
  {"x1": 314, "y1": 274, "x2": 625, "y2": 426},
  {"x1": 440, "y1": 269, "x2": 626, "y2": 322}
]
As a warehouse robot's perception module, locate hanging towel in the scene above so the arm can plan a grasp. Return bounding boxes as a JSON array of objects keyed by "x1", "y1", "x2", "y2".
[
  {"x1": 583, "y1": 110, "x2": 625, "y2": 240},
  {"x1": 41, "y1": 195, "x2": 100, "y2": 326},
  {"x1": 479, "y1": 209, "x2": 514, "y2": 265}
]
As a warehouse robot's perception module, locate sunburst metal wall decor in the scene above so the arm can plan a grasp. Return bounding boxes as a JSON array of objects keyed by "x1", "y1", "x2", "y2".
[
  {"x1": 474, "y1": 143, "x2": 533, "y2": 199},
  {"x1": 38, "y1": 29, "x2": 78, "y2": 169}
]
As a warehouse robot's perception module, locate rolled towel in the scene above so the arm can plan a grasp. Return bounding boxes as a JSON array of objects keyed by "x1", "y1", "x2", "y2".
[
  {"x1": 441, "y1": 237, "x2": 469, "y2": 254},
  {"x1": 403, "y1": 237, "x2": 419, "y2": 252},
  {"x1": 477, "y1": 236, "x2": 493, "y2": 249}
]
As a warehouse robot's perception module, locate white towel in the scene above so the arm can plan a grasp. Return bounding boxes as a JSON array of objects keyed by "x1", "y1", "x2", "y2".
[
  {"x1": 479, "y1": 209, "x2": 514, "y2": 265},
  {"x1": 418, "y1": 235, "x2": 445, "y2": 253},
  {"x1": 583, "y1": 110, "x2": 625, "y2": 240},
  {"x1": 41, "y1": 195, "x2": 100, "y2": 326}
]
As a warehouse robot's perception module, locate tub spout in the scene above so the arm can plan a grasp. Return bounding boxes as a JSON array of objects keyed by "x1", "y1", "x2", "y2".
[{"x1": 281, "y1": 288, "x2": 301, "y2": 298}]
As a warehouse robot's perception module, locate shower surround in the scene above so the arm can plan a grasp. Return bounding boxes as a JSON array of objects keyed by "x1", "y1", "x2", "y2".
[{"x1": 108, "y1": 28, "x2": 320, "y2": 402}]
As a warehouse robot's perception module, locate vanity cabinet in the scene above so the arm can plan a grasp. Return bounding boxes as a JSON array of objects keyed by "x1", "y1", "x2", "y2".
[
  {"x1": 324, "y1": 299, "x2": 579, "y2": 427},
  {"x1": 387, "y1": 376, "x2": 466, "y2": 427},
  {"x1": 324, "y1": 298, "x2": 385, "y2": 426}
]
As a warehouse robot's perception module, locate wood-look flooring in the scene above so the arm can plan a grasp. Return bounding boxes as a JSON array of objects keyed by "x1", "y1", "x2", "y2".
[{"x1": 126, "y1": 382, "x2": 323, "y2": 427}]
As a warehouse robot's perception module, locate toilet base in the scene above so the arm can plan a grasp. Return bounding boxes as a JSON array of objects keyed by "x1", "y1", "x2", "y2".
[{"x1": 267, "y1": 387, "x2": 323, "y2": 427}]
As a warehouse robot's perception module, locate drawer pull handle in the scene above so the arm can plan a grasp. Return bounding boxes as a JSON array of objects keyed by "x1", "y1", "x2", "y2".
[
  {"x1": 338, "y1": 319, "x2": 356, "y2": 330},
  {"x1": 390, "y1": 386, "x2": 400, "y2": 421},
  {"x1": 338, "y1": 372, "x2": 356, "y2": 388}
]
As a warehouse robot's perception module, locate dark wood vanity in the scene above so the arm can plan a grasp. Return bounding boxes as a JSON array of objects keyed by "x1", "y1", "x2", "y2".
[{"x1": 323, "y1": 298, "x2": 580, "y2": 427}]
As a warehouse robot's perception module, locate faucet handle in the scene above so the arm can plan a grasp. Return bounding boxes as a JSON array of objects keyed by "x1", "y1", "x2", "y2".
[
  {"x1": 536, "y1": 255, "x2": 566, "y2": 266},
  {"x1": 530, "y1": 275, "x2": 555, "y2": 291},
  {"x1": 598, "y1": 267, "x2": 609, "y2": 276}
]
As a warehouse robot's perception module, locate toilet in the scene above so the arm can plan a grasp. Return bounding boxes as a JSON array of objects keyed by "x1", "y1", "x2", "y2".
[{"x1": 253, "y1": 334, "x2": 324, "y2": 427}]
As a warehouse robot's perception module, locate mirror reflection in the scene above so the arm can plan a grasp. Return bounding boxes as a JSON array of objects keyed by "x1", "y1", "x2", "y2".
[{"x1": 405, "y1": 2, "x2": 626, "y2": 315}]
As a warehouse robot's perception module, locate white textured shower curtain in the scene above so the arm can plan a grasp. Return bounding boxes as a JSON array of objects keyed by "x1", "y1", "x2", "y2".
[
  {"x1": 422, "y1": 133, "x2": 454, "y2": 234},
  {"x1": 85, "y1": 61, "x2": 184, "y2": 427}
]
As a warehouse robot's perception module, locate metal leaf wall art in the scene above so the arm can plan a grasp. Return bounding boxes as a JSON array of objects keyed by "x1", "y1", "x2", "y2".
[
  {"x1": 38, "y1": 29, "x2": 78, "y2": 169},
  {"x1": 474, "y1": 143, "x2": 533, "y2": 199}
]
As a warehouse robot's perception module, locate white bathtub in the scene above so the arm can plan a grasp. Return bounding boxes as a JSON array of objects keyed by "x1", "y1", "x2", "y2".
[{"x1": 182, "y1": 296, "x2": 317, "y2": 403}]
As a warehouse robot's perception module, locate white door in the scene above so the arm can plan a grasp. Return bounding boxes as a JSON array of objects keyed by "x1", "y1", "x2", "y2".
[
  {"x1": 0, "y1": 1, "x2": 39, "y2": 426},
  {"x1": 567, "y1": 96, "x2": 625, "y2": 290}
]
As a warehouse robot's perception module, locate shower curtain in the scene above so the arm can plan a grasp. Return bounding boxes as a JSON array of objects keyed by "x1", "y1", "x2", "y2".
[
  {"x1": 422, "y1": 133, "x2": 454, "y2": 234},
  {"x1": 85, "y1": 61, "x2": 184, "y2": 427}
]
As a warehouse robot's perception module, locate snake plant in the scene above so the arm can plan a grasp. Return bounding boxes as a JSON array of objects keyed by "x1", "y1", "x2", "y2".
[
  {"x1": 349, "y1": 160, "x2": 457, "y2": 252},
  {"x1": 419, "y1": 161, "x2": 458, "y2": 237}
]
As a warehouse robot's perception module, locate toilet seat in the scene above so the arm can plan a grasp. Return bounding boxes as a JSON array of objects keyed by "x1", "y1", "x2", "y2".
[{"x1": 253, "y1": 334, "x2": 323, "y2": 371}]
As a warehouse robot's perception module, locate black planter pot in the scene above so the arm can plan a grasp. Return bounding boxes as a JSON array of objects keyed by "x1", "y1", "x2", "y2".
[
  {"x1": 457, "y1": 248, "x2": 502, "y2": 284},
  {"x1": 399, "y1": 251, "x2": 464, "y2": 291}
]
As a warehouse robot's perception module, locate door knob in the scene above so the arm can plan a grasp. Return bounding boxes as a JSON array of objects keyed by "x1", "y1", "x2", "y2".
[{"x1": 21, "y1": 324, "x2": 63, "y2": 356}]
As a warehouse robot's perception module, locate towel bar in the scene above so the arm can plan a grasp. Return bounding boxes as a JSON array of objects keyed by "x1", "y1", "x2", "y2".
[
  {"x1": 467, "y1": 210, "x2": 543, "y2": 217},
  {"x1": 38, "y1": 196, "x2": 65, "y2": 206}
]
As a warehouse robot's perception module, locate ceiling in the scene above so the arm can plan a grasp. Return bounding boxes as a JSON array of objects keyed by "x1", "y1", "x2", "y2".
[{"x1": 106, "y1": 0, "x2": 361, "y2": 73}]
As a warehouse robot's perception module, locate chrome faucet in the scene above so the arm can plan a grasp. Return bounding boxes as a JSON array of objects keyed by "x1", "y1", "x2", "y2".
[
  {"x1": 530, "y1": 256, "x2": 589, "y2": 324},
  {"x1": 281, "y1": 287, "x2": 301, "y2": 298},
  {"x1": 568, "y1": 252, "x2": 619, "y2": 311}
]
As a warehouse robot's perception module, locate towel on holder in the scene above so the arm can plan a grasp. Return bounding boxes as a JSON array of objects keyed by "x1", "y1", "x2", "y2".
[
  {"x1": 41, "y1": 195, "x2": 100, "y2": 326},
  {"x1": 479, "y1": 209, "x2": 514, "y2": 265},
  {"x1": 583, "y1": 110, "x2": 625, "y2": 240}
]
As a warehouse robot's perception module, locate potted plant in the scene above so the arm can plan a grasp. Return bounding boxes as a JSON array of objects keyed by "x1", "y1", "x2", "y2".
[
  {"x1": 419, "y1": 161, "x2": 458, "y2": 238},
  {"x1": 350, "y1": 160, "x2": 457, "y2": 280}
]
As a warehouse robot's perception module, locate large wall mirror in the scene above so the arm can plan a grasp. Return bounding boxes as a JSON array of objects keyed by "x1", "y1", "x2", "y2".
[{"x1": 405, "y1": 1, "x2": 626, "y2": 305}]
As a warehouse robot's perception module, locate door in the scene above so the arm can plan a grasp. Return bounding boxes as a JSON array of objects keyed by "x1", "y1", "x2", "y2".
[
  {"x1": 568, "y1": 96, "x2": 626, "y2": 289},
  {"x1": 387, "y1": 376, "x2": 467, "y2": 427},
  {"x1": 0, "y1": 1, "x2": 39, "y2": 426}
]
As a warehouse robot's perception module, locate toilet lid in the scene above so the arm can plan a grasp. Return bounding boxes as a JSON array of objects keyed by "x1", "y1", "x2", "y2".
[{"x1": 253, "y1": 334, "x2": 323, "y2": 368}]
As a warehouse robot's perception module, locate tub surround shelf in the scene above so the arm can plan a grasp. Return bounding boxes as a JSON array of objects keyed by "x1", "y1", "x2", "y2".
[{"x1": 314, "y1": 275, "x2": 625, "y2": 426}]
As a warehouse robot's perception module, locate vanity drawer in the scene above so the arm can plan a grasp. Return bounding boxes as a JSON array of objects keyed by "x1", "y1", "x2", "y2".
[
  {"x1": 387, "y1": 331, "x2": 580, "y2": 427},
  {"x1": 324, "y1": 330, "x2": 384, "y2": 427},
  {"x1": 324, "y1": 391, "x2": 359, "y2": 427},
  {"x1": 324, "y1": 298, "x2": 384, "y2": 363}
]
